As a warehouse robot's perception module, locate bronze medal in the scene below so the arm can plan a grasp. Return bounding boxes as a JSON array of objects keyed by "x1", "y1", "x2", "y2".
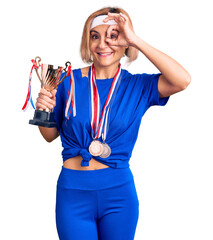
[{"x1": 89, "y1": 140, "x2": 104, "y2": 156}]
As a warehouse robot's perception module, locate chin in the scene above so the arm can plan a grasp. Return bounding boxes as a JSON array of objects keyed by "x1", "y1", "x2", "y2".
[{"x1": 93, "y1": 58, "x2": 120, "y2": 68}]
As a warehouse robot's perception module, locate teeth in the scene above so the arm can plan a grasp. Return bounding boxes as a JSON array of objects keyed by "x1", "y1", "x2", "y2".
[{"x1": 98, "y1": 53, "x2": 112, "y2": 56}]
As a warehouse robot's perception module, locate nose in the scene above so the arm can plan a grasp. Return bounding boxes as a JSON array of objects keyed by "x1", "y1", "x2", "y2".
[{"x1": 98, "y1": 36, "x2": 108, "y2": 49}]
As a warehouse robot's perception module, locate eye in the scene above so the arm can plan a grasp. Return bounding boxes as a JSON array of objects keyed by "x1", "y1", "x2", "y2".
[
  {"x1": 90, "y1": 34, "x2": 99, "y2": 40},
  {"x1": 110, "y1": 32, "x2": 118, "y2": 39}
]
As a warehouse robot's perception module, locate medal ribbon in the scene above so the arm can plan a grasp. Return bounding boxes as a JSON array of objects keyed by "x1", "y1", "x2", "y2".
[
  {"x1": 89, "y1": 64, "x2": 122, "y2": 141},
  {"x1": 22, "y1": 59, "x2": 38, "y2": 111},
  {"x1": 65, "y1": 65, "x2": 76, "y2": 119}
]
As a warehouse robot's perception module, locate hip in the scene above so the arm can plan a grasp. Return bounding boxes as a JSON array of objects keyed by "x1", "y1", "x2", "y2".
[{"x1": 57, "y1": 165, "x2": 135, "y2": 190}]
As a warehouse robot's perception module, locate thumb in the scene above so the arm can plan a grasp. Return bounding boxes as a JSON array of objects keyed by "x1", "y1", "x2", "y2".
[{"x1": 50, "y1": 89, "x2": 57, "y2": 98}]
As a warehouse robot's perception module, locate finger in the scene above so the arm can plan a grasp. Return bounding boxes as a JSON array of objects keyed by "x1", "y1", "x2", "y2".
[
  {"x1": 107, "y1": 12, "x2": 123, "y2": 19},
  {"x1": 50, "y1": 89, "x2": 57, "y2": 98},
  {"x1": 36, "y1": 97, "x2": 54, "y2": 110},
  {"x1": 106, "y1": 25, "x2": 119, "y2": 39},
  {"x1": 119, "y1": 12, "x2": 128, "y2": 21},
  {"x1": 104, "y1": 15, "x2": 122, "y2": 25},
  {"x1": 36, "y1": 101, "x2": 48, "y2": 111},
  {"x1": 108, "y1": 12, "x2": 119, "y2": 17},
  {"x1": 40, "y1": 88, "x2": 52, "y2": 98},
  {"x1": 106, "y1": 26, "x2": 122, "y2": 46},
  {"x1": 104, "y1": 16, "x2": 120, "y2": 25},
  {"x1": 103, "y1": 12, "x2": 119, "y2": 23},
  {"x1": 106, "y1": 12, "x2": 126, "y2": 24},
  {"x1": 38, "y1": 93, "x2": 55, "y2": 107},
  {"x1": 35, "y1": 98, "x2": 49, "y2": 111},
  {"x1": 105, "y1": 37, "x2": 119, "y2": 47}
]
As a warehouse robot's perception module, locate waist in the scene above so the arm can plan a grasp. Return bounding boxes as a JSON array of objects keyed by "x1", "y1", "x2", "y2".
[
  {"x1": 57, "y1": 166, "x2": 134, "y2": 190},
  {"x1": 63, "y1": 156, "x2": 110, "y2": 170},
  {"x1": 61, "y1": 147, "x2": 131, "y2": 169}
]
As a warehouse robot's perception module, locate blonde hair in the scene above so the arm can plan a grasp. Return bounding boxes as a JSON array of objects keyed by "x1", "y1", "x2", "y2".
[{"x1": 80, "y1": 7, "x2": 138, "y2": 64}]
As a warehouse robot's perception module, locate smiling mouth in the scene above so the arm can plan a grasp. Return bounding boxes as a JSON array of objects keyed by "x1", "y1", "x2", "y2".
[{"x1": 97, "y1": 52, "x2": 113, "y2": 57}]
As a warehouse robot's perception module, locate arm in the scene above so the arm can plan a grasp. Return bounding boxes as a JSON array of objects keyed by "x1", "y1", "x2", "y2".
[
  {"x1": 130, "y1": 37, "x2": 191, "y2": 97},
  {"x1": 36, "y1": 88, "x2": 59, "y2": 142},
  {"x1": 38, "y1": 126, "x2": 59, "y2": 143},
  {"x1": 105, "y1": 12, "x2": 191, "y2": 97}
]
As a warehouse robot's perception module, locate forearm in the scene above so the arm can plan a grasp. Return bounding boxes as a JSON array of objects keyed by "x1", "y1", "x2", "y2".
[
  {"x1": 131, "y1": 35, "x2": 191, "y2": 88},
  {"x1": 38, "y1": 126, "x2": 59, "y2": 143}
]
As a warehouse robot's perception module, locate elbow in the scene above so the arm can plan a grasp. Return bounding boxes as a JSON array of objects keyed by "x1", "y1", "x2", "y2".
[
  {"x1": 179, "y1": 73, "x2": 191, "y2": 91},
  {"x1": 45, "y1": 138, "x2": 54, "y2": 143},
  {"x1": 44, "y1": 134, "x2": 59, "y2": 143},
  {"x1": 41, "y1": 134, "x2": 57, "y2": 143},
  {"x1": 184, "y1": 73, "x2": 191, "y2": 89},
  {"x1": 38, "y1": 126, "x2": 59, "y2": 143}
]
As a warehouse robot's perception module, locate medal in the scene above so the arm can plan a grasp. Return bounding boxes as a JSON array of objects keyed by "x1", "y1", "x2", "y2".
[
  {"x1": 88, "y1": 64, "x2": 122, "y2": 158},
  {"x1": 89, "y1": 140, "x2": 104, "y2": 156},
  {"x1": 100, "y1": 142, "x2": 111, "y2": 158}
]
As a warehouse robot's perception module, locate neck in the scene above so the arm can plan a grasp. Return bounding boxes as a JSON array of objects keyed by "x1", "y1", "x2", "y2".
[{"x1": 93, "y1": 63, "x2": 120, "y2": 79}]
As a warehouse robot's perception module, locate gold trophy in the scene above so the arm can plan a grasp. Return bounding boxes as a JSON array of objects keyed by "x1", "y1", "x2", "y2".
[{"x1": 28, "y1": 56, "x2": 71, "y2": 128}]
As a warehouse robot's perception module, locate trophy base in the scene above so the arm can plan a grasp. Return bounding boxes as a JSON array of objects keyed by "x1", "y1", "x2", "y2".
[{"x1": 29, "y1": 110, "x2": 57, "y2": 128}]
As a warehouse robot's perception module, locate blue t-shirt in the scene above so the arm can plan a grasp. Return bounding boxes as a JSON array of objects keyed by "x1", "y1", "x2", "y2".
[{"x1": 54, "y1": 68, "x2": 169, "y2": 168}]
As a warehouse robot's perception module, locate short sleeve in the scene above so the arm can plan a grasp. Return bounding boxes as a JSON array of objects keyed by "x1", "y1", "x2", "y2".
[
  {"x1": 53, "y1": 76, "x2": 65, "y2": 131},
  {"x1": 141, "y1": 73, "x2": 169, "y2": 107}
]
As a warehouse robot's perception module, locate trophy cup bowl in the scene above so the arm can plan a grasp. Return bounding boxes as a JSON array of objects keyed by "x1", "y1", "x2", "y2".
[{"x1": 29, "y1": 57, "x2": 70, "y2": 128}]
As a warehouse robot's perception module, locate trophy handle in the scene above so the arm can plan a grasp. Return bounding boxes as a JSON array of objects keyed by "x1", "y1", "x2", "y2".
[
  {"x1": 34, "y1": 56, "x2": 43, "y2": 87},
  {"x1": 55, "y1": 61, "x2": 72, "y2": 88}
]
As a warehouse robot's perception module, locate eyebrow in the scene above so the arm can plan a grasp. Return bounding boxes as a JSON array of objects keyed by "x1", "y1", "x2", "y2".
[
  {"x1": 90, "y1": 30, "x2": 99, "y2": 34},
  {"x1": 90, "y1": 29, "x2": 118, "y2": 34}
]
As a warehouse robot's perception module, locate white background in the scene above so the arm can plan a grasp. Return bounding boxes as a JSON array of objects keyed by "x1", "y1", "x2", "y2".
[{"x1": 1, "y1": 0, "x2": 213, "y2": 239}]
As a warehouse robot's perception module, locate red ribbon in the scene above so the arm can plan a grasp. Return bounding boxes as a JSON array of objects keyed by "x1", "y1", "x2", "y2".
[
  {"x1": 65, "y1": 64, "x2": 76, "y2": 118},
  {"x1": 66, "y1": 65, "x2": 72, "y2": 77},
  {"x1": 90, "y1": 63, "x2": 121, "y2": 140},
  {"x1": 22, "y1": 59, "x2": 39, "y2": 111},
  {"x1": 31, "y1": 59, "x2": 39, "y2": 70},
  {"x1": 22, "y1": 81, "x2": 31, "y2": 110}
]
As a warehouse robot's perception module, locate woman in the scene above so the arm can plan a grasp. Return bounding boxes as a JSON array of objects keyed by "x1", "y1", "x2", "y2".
[{"x1": 36, "y1": 7, "x2": 191, "y2": 240}]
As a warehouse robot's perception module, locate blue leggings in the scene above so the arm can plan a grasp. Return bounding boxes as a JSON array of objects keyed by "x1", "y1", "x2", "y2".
[{"x1": 56, "y1": 166, "x2": 139, "y2": 240}]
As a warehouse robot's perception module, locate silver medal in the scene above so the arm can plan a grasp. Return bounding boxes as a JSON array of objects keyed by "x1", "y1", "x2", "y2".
[{"x1": 100, "y1": 142, "x2": 111, "y2": 158}]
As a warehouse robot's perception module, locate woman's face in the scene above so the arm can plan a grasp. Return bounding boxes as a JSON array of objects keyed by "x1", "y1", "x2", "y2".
[{"x1": 89, "y1": 25, "x2": 126, "y2": 69}]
